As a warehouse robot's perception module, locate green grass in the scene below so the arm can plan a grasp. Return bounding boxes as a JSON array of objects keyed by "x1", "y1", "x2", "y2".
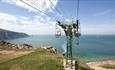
[
  {"x1": 0, "y1": 48, "x2": 91, "y2": 70},
  {"x1": 0, "y1": 48, "x2": 63, "y2": 70}
]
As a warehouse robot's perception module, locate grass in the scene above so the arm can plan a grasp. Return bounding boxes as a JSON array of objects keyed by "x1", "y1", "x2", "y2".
[
  {"x1": 0, "y1": 50, "x2": 33, "y2": 63},
  {"x1": 75, "y1": 59, "x2": 91, "y2": 70},
  {"x1": 0, "y1": 48, "x2": 91, "y2": 70},
  {"x1": 0, "y1": 48, "x2": 63, "y2": 70}
]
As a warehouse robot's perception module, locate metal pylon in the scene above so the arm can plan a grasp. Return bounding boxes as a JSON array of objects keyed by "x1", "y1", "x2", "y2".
[
  {"x1": 56, "y1": 20, "x2": 81, "y2": 69},
  {"x1": 65, "y1": 25, "x2": 73, "y2": 68},
  {"x1": 66, "y1": 36, "x2": 73, "y2": 68}
]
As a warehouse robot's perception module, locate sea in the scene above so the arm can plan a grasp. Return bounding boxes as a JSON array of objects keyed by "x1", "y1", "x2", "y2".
[{"x1": 7, "y1": 35, "x2": 115, "y2": 62}]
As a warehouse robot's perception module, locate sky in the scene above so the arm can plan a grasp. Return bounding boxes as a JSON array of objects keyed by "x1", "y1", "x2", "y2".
[{"x1": 0, "y1": 0, "x2": 115, "y2": 35}]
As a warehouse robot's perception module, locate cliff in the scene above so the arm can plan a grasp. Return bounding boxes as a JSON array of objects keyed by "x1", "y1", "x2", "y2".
[{"x1": 0, "y1": 29, "x2": 29, "y2": 40}]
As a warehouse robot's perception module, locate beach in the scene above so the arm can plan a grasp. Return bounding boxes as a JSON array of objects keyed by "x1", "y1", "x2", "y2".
[{"x1": 87, "y1": 60, "x2": 115, "y2": 70}]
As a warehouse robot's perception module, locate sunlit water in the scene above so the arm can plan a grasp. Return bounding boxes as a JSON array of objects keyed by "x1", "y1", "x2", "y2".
[{"x1": 7, "y1": 35, "x2": 115, "y2": 62}]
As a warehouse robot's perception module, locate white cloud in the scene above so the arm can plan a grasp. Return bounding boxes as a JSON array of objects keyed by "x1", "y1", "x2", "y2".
[
  {"x1": 94, "y1": 10, "x2": 111, "y2": 17},
  {"x1": 0, "y1": 12, "x2": 56, "y2": 35},
  {"x1": 1, "y1": 0, "x2": 59, "y2": 22},
  {"x1": 81, "y1": 23, "x2": 115, "y2": 35},
  {"x1": 2, "y1": 0, "x2": 58, "y2": 13},
  {"x1": 0, "y1": 13, "x2": 18, "y2": 25},
  {"x1": 0, "y1": 0, "x2": 59, "y2": 35},
  {"x1": 0, "y1": 12, "x2": 115, "y2": 35}
]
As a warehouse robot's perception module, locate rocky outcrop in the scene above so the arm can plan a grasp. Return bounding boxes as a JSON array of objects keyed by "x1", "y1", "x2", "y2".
[
  {"x1": 19, "y1": 44, "x2": 33, "y2": 50},
  {"x1": 41, "y1": 45, "x2": 57, "y2": 54},
  {"x1": 0, "y1": 41, "x2": 33, "y2": 50},
  {"x1": 0, "y1": 29, "x2": 29, "y2": 40}
]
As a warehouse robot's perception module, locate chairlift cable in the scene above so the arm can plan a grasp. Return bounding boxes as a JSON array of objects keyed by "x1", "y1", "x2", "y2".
[
  {"x1": 48, "y1": 0, "x2": 64, "y2": 19},
  {"x1": 19, "y1": 0, "x2": 57, "y2": 20},
  {"x1": 77, "y1": 0, "x2": 80, "y2": 20}
]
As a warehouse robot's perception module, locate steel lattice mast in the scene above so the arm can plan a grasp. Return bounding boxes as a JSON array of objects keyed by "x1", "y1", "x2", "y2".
[{"x1": 55, "y1": 19, "x2": 81, "y2": 68}]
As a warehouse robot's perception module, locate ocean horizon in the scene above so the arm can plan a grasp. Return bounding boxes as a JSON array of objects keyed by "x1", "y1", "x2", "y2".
[{"x1": 7, "y1": 35, "x2": 115, "y2": 62}]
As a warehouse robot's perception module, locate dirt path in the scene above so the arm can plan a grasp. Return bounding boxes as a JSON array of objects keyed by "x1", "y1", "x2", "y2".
[{"x1": 0, "y1": 50, "x2": 34, "y2": 63}]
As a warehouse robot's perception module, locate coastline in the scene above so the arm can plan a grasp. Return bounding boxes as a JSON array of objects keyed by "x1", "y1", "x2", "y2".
[{"x1": 87, "y1": 59, "x2": 115, "y2": 70}]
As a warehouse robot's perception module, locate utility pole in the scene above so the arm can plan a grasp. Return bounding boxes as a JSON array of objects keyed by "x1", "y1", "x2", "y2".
[{"x1": 55, "y1": 19, "x2": 81, "y2": 69}]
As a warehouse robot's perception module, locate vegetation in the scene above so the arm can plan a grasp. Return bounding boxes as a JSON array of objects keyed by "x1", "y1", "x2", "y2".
[
  {"x1": 0, "y1": 48, "x2": 63, "y2": 70},
  {"x1": 0, "y1": 48, "x2": 91, "y2": 70},
  {"x1": 75, "y1": 59, "x2": 91, "y2": 70}
]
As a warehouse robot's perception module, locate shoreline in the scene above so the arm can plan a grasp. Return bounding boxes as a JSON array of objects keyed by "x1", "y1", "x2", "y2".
[{"x1": 87, "y1": 59, "x2": 115, "y2": 70}]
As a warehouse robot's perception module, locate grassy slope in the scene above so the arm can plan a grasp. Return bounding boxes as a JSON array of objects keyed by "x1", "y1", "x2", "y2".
[
  {"x1": 0, "y1": 48, "x2": 63, "y2": 70},
  {"x1": 0, "y1": 48, "x2": 91, "y2": 70},
  {"x1": 75, "y1": 59, "x2": 91, "y2": 70}
]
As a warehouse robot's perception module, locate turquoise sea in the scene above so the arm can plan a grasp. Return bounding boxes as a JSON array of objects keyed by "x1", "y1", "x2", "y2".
[{"x1": 7, "y1": 35, "x2": 115, "y2": 62}]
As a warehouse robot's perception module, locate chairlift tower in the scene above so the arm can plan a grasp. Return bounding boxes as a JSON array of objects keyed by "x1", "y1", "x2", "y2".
[
  {"x1": 55, "y1": 19, "x2": 81, "y2": 69},
  {"x1": 19, "y1": 0, "x2": 81, "y2": 69}
]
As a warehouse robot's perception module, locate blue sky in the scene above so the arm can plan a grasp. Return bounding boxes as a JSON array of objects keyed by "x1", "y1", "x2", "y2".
[{"x1": 0, "y1": 0, "x2": 115, "y2": 35}]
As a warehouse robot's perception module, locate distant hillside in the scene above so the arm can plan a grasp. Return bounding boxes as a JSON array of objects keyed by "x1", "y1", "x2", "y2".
[{"x1": 0, "y1": 29, "x2": 29, "y2": 40}]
